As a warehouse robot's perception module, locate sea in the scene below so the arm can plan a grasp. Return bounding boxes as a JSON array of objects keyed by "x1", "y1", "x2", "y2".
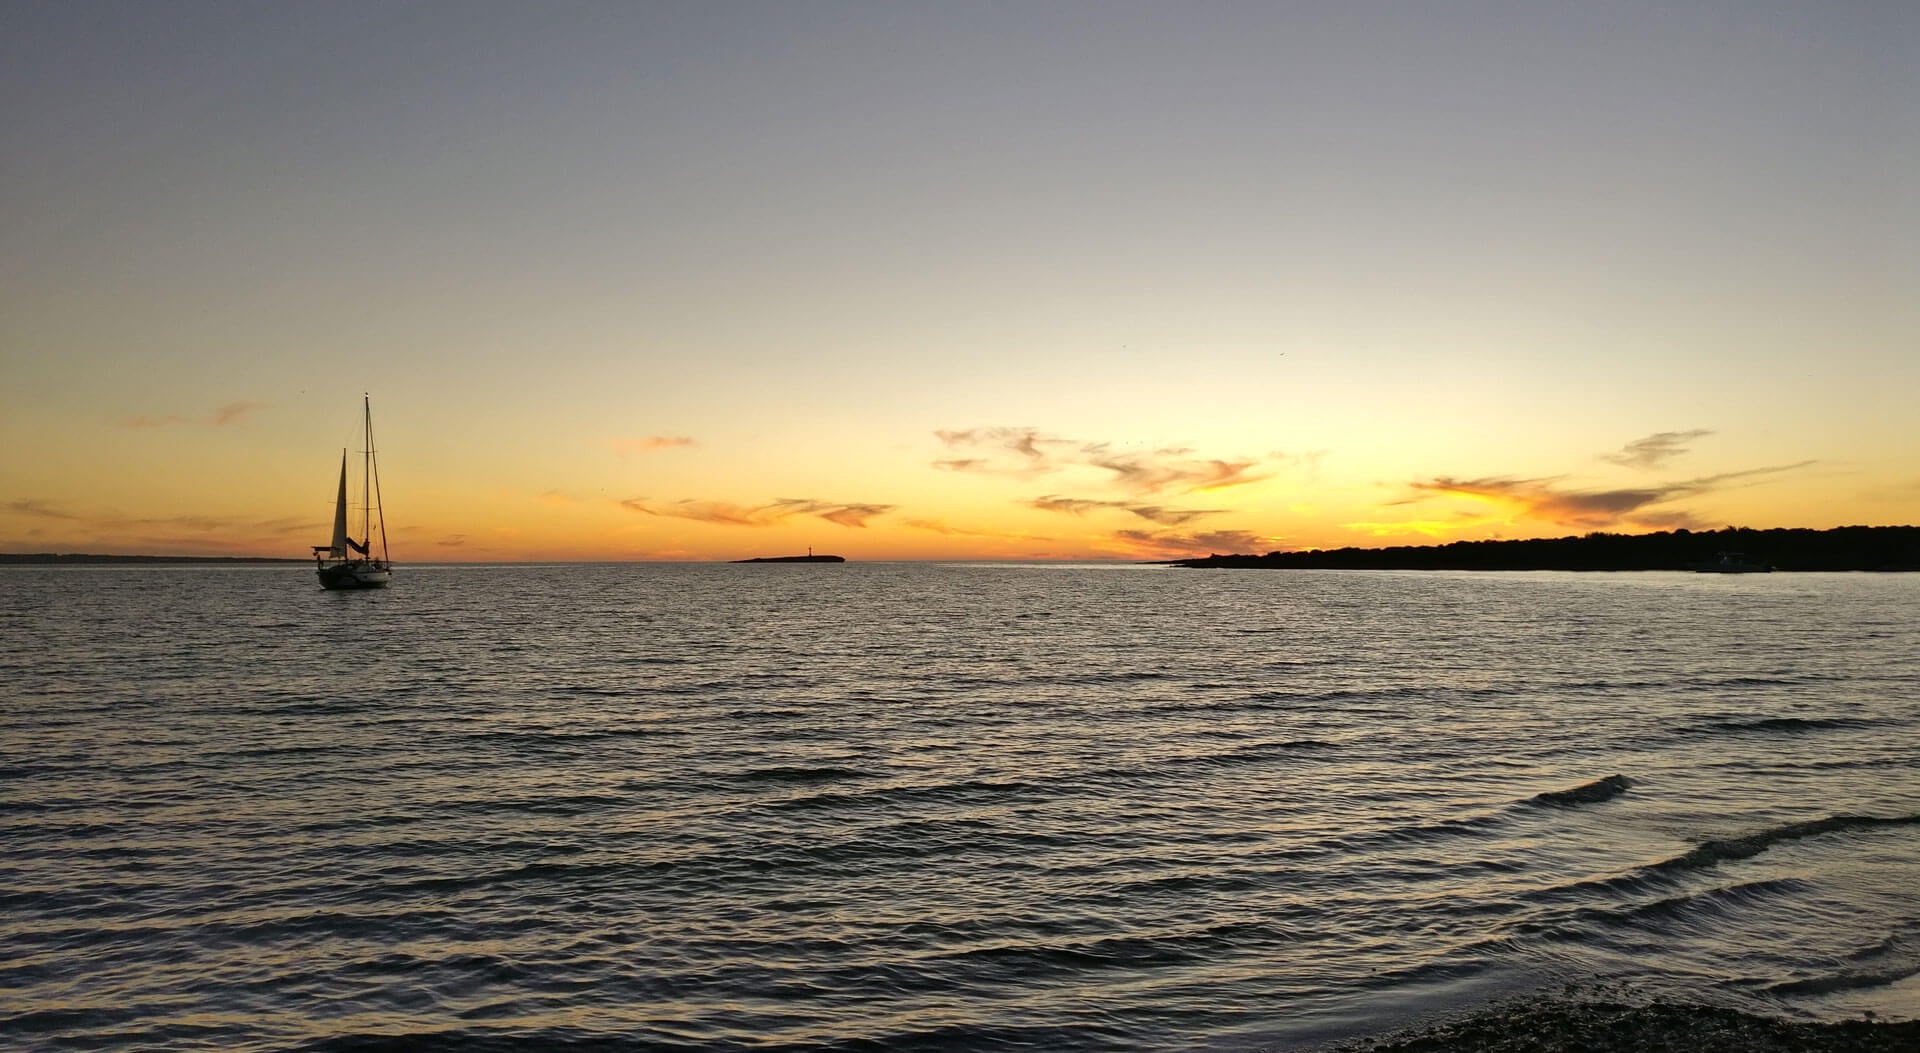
[{"x1": 4, "y1": 562, "x2": 1917, "y2": 1051}]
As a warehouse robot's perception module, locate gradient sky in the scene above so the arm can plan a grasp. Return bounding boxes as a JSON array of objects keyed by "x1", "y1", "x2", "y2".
[{"x1": 4, "y1": 1, "x2": 1915, "y2": 560}]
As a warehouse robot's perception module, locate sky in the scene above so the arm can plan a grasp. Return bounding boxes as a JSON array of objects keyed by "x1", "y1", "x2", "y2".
[{"x1": 3, "y1": 1, "x2": 1915, "y2": 561}]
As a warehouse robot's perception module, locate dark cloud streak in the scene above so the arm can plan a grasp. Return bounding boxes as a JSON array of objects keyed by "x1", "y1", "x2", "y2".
[
  {"x1": 1027, "y1": 495, "x2": 1226, "y2": 525},
  {"x1": 1603, "y1": 429, "x2": 1712, "y2": 469},
  {"x1": 1408, "y1": 460, "x2": 1816, "y2": 530},
  {"x1": 937, "y1": 427, "x2": 1266, "y2": 494}
]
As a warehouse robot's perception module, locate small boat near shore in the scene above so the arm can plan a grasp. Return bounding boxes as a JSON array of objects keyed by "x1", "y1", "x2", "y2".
[
  {"x1": 1690, "y1": 551, "x2": 1771, "y2": 573},
  {"x1": 312, "y1": 395, "x2": 391, "y2": 589}
]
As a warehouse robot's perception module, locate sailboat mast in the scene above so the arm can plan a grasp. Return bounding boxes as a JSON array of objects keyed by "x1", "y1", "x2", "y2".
[
  {"x1": 361, "y1": 394, "x2": 372, "y2": 552},
  {"x1": 367, "y1": 396, "x2": 388, "y2": 562}
]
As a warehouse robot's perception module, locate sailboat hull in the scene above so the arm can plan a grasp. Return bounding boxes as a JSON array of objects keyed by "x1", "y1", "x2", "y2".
[{"x1": 317, "y1": 560, "x2": 391, "y2": 590}]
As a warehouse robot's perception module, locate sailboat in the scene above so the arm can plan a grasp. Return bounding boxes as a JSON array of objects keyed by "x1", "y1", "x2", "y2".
[{"x1": 312, "y1": 395, "x2": 392, "y2": 589}]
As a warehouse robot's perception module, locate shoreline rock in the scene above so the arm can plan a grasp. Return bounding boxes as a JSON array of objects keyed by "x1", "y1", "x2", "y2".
[{"x1": 1332, "y1": 999, "x2": 1919, "y2": 1052}]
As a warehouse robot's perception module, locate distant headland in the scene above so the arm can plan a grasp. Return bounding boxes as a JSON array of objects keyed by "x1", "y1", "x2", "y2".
[
  {"x1": 1167, "y1": 526, "x2": 1920, "y2": 572},
  {"x1": 729, "y1": 554, "x2": 846, "y2": 564}
]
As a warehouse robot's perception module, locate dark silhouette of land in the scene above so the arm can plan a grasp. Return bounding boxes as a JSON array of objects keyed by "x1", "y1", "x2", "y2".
[
  {"x1": 1168, "y1": 526, "x2": 1920, "y2": 572},
  {"x1": 1335, "y1": 997, "x2": 1920, "y2": 1052},
  {"x1": 730, "y1": 554, "x2": 847, "y2": 563},
  {"x1": 0, "y1": 553, "x2": 305, "y2": 564}
]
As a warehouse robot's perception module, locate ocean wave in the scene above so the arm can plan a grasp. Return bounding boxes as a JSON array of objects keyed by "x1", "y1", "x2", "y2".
[
  {"x1": 1524, "y1": 815, "x2": 1920, "y2": 906},
  {"x1": 1155, "y1": 740, "x2": 1341, "y2": 770},
  {"x1": 737, "y1": 765, "x2": 878, "y2": 784},
  {"x1": 1322, "y1": 810, "x2": 1509, "y2": 854},
  {"x1": 764, "y1": 778, "x2": 1046, "y2": 814},
  {"x1": 1526, "y1": 774, "x2": 1633, "y2": 808},
  {"x1": 469, "y1": 793, "x2": 631, "y2": 817},
  {"x1": 1763, "y1": 960, "x2": 1920, "y2": 997},
  {"x1": 926, "y1": 918, "x2": 1297, "y2": 979},
  {"x1": 460, "y1": 727, "x2": 680, "y2": 747},
  {"x1": 1656, "y1": 814, "x2": 1920, "y2": 873},
  {"x1": 1689, "y1": 716, "x2": 1885, "y2": 735},
  {"x1": 1530, "y1": 878, "x2": 1808, "y2": 940},
  {"x1": 291, "y1": 1027, "x2": 718, "y2": 1052}
]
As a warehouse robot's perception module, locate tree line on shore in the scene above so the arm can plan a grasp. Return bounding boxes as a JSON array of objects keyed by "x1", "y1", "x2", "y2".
[{"x1": 1170, "y1": 525, "x2": 1920, "y2": 572}]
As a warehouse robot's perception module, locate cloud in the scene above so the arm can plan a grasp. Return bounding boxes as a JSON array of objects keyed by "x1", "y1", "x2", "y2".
[
  {"x1": 937, "y1": 426, "x2": 1267, "y2": 494},
  {"x1": 121, "y1": 512, "x2": 313, "y2": 537},
  {"x1": 622, "y1": 499, "x2": 759, "y2": 525},
  {"x1": 1687, "y1": 462, "x2": 1819, "y2": 488},
  {"x1": 1083, "y1": 449, "x2": 1266, "y2": 494},
  {"x1": 1421, "y1": 477, "x2": 1674, "y2": 524},
  {"x1": 0, "y1": 503, "x2": 324, "y2": 556},
  {"x1": 611, "y1": 436, "x2": 695, "y2": 455},
  {"x1": 1029, "y1": 495, "x2": 1112, "y2": 516},
  {"x1": 932, "y1": 427, "x2": 1073, "y2": 478},
  {"x1": 811, "y1": 502, "x2": 892, "y2": 528},
  {"x1": 212, "y1": 401, "x2": 268, "y2": 426},
  {"x1": 120, "y1": 402, "x2": 269, "y2": 429},
  {"x1": 6, "y1": 499, "x2": 81, "y2": 520},
  {"x1": 1285, "y1": 449, "x2": 1330, "y2": 483},
  {"x1": 1404, "y1": 460, "x2": 1816, "y2": 531},
  {"x1": 1341, "y1": 519, "x2": 1476, "y2": 538},
  {"x1": 936, "y1": 427, "x2": 1064, "y2": 461},
  {"x1": 621, "y1": 497, "x2": 895, "y2": 528},
  {"x1": 1110, "y1": 528, "x2": 1276, "y2": 557},
  {"x1": 904, "y1": 518, "x2": 1053, "y2": 540},
  {"x1": 1603, "y1": 430, "x2": 1713, "y2": 469},
  {"x1": 1027, "y1": 495, "x2": 1226, "y2": 525}
]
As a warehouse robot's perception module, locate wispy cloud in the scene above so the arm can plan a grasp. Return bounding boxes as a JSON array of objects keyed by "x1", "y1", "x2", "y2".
[
  {"x1": 936, "y1": 427, "x2": 1267, "y2": 495},
  {"x1": 1083, "y1": 447, "x2": 1265, "y2": 494},
  {"x1": 212, "y1": 401, "x2": 267, "y2": 426},
  {"x1": 1029, "y1": 496, "x2": 1111, "y2": 516},
  {"x1": 1413, "y1": 476, "x2": 1680, "y2": 528},
  {"x1": 1404, "y1": 460, "x2": 1816, "y2": 531},
  {"x1": 6, "y1": 499, "x2": 82, "y2": 520},
  {"x1": 904, "y1": 518, "x2": 1054, "y2": 541},
  {"x1": 120, "y1": 402, "x2": 268, "y2": 429},
  {"x1": 122, "y1": 415, "x2": 187, "y2": 429},
  {"x1": 935, "y1": 427, "x2": 1066, "y2": 462},
  {"x1": 1286, "y1": 449, "x2": 1330, "y2": 483},
  {"x1": 1342, "y1": 516, "x2": 1491, "y2": 538},
  {"x1": 1603, "y1": 429, "x2": 1713, "y2": 470},
  {"x1": 621, "y1": 497, "x2": 895, "y2": 528},
  {"x1": 0, "y1": 501, "x2": 322, "y2": 556},
  {"x1": 809, "y1": 502, "x2": 893, "y2": 528},
  {"x1": 611, "y1": 436, "x2": 695, "y2": 456},
  {"x1": 932, "y1": 428, "x2": 1073, "y2": 480},
  {"x1": 1109, "y1": 528, "x2": 1276, "y2": 557},
  {"x1": 1027, "y1": 495, "x2": 1226, "y2": 525}
]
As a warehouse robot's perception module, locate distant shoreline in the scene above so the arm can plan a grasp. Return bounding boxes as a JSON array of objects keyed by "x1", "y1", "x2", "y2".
[
  {"x1": 1168, "y1": 526, "x2": 1920, "y2": 572},
  {"x1": 729, "y1": 554, "x2": 847, "y2": 563},
  {"x1": 0, "y1": 553, "x2": 307, "y2": 565}
]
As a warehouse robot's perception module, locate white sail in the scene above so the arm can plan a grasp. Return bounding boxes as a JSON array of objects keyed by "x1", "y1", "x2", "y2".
[{"x1": 329, "y1": 452, "x2": 350, "y2": 558}]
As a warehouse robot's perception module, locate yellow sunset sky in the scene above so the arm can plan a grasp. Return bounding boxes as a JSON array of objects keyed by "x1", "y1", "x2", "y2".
[{"x1": 4, "y1": 3, "x2": 1915, "y2": 561}]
